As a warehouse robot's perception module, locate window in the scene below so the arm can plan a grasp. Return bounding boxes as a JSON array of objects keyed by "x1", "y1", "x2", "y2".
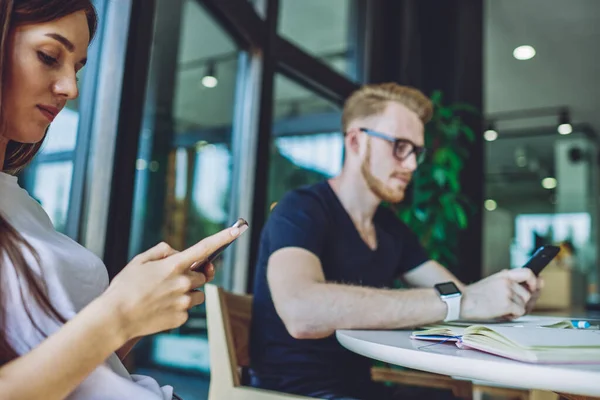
[
  {"x1": 268, "y1": 74, "x2": 343, "y2": 209},
  {"x1": 128, "y1": 0, "x2": 240, "y2": 373},
  {"x1": 278, "y1": 0, "x2": 360, "y2": 81}
]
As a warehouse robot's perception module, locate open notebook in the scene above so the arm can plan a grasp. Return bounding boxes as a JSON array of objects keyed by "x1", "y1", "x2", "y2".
[{"x1": 411, "y1": 318, "x2": 600, "y2": 363}]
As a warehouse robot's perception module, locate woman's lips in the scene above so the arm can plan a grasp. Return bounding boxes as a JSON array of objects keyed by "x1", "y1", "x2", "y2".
[{"x1": 37, "y1": 105, "x2": 59, "y2": 122}]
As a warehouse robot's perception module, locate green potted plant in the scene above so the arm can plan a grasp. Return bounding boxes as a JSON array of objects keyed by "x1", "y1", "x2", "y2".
[{"x1": 391, "y1": 90, "x2": 478, "y2": 273}]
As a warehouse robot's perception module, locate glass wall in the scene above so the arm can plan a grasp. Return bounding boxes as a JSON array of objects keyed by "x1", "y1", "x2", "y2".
[
  {"x1": 268, "y1": 74, "x2": 343, "y2": 210},
  {"x1": 128, "y1": 0, "x2": 240, "y2": 373},
  {"x1": 278, "y1": 0, "x2": 360, "y2": 81}
]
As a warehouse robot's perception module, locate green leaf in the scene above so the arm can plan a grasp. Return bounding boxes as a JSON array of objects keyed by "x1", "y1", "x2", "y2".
[
  {"x1": 447, "y1": 173, "x2": 460, "y2": 192},
  {"x1": 414, "y1": 208, "x2": 428, "y2": 222},
  {"x1": 433, "y1": 222, "x2": 446, "y2": 240},
  {"x1": 430, "y1": 90, "x2": 443, "y2": 105},
  {"x1": 452, "y1": 152, "x2": 465, "y2": 171},
  {"x1": 432, "y1": 167, "x2": 447, "y2": 186},
  {"x1": 454, "y1": 203, "x2": 468, "y2": 229},
  {"x1": 461, "y1": 125, "x2": 475, "y2": 141},
  {"x1": 438, "y1": 107, "x2": 453, "y2": 119},
  {"x1": 438, "y1": 121, "x2": 459, "y2": 138},
  {"x1": 433, "y1": 148, "x2": 451, "y2": 164}
]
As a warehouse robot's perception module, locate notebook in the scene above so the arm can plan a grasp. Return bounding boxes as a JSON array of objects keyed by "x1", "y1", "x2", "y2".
[
  {"x1": 411, "y1": 318, "x2": 600, "y2": 363},
  {"x1": 412, "y1": 317, "x2": 573, "y2": 342}
]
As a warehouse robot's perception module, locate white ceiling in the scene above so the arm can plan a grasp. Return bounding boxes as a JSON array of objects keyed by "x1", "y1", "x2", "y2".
[{"x1": 485, "y1": 0, "x2": 600, "y2": 129}]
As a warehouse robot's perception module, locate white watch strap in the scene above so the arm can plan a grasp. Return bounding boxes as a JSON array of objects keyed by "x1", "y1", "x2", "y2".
[{"x1": 443, "y1": 295, "x2": 461, "y2": 321}]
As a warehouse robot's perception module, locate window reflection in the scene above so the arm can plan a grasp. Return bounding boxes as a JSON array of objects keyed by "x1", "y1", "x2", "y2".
[
  {"x1": 268, "y1": 74, "x2": 343, "y2": 209},
  {"x1": 41, "y1": 108, "x2": 79, "y2": 154},
  {"x1": 31, "y1": 162, "x2": 74, "y2": 232}
]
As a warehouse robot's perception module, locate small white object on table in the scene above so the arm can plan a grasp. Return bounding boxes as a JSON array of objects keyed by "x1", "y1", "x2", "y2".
[{"x1": 336, "y1": 329, "x2": 600, "y2": 397}]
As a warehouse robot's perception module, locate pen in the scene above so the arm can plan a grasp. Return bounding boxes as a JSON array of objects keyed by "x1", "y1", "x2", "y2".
[{"x1": 571, "y1": 320, "x2": 591, "y2": 329}]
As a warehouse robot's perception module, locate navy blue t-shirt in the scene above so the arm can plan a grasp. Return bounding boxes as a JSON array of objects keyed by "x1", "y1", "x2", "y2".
[{"x1": 249, "y1": 181, "x2": 429, "y2": 396}]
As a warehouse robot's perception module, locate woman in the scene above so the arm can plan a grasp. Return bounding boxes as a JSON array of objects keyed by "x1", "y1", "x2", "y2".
[{"x1": 0, "y1": 1, "x2": 246, "y2": 399}]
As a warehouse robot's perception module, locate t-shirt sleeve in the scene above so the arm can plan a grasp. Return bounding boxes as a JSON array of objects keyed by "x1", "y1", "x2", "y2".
[
  {"x1": 397, "y1": 224, "x2": 430, "y2": 274},
  {"x1": 266, "y1": 189, "x2": 328, "y2": 257}
]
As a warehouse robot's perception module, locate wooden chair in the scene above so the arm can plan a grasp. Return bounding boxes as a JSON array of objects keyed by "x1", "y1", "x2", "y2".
[{"x1": 205, "y1": 284, "x2": 314, "y2": 400}]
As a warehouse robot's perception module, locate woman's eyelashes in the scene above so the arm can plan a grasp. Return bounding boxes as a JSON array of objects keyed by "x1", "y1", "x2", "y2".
[
  {"x1": 37, "y1": 51, "x2": 81, "y2": 82},
  {"x1": 37, "y1": 51, "x2": 58, "y2": 67}
]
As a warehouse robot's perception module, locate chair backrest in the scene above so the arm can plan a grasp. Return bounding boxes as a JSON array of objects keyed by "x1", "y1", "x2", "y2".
[{"x1": 205, "y1": 283, "x2": 253, "y2": 388}]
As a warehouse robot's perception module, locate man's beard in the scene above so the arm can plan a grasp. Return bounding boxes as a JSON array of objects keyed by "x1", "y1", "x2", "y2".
[{"x1": 360, "y1": 140, "x2": 407, "y2": 204}]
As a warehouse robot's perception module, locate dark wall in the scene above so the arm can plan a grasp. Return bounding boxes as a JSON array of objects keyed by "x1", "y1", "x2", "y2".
[{"x1": 368, "y1": 0, "x2": 484, "y2": 283}]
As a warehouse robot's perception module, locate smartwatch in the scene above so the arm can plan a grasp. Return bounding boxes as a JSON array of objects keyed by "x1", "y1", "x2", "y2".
[{"x1": 434, "y1": 281, "x2": 462, "y2": 322}]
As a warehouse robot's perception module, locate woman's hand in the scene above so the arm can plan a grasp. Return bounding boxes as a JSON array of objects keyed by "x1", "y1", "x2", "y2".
[{"x1": 101, "y1": 226, "x2": 244, "y2": 342}]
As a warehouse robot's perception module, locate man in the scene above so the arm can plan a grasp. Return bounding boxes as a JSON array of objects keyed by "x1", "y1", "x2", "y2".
[{"x1": 248, "y1": 83, "x2": 542, "y2": 400}]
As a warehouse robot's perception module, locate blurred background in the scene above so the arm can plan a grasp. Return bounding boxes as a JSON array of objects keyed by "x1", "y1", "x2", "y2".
[{"x1": 16, "y1": 0, "x2": 600, "y2": 398}]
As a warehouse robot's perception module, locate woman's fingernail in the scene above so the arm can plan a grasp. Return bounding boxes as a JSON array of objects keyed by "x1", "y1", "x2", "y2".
[{"x1": 231, "y1": 228, "x2": 240, "y2": 236}]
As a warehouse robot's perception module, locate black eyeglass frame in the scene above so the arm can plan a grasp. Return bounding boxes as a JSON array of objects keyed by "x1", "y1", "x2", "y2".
[{"x1": 358, "y1": 127, "x2": 427, "y2": 164}]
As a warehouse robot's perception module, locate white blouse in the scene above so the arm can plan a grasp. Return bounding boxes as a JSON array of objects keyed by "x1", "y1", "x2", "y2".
[{"x1": 0, "y1": 171, "x2": 173, "y2": 399}]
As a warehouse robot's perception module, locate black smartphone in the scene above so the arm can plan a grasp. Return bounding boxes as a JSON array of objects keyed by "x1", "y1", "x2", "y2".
[
  {"x1": 521, "y1": 245, "x2": 560, "y2": 276},
  {"x1": 191, "y1": 218, "x2": 248, "y2": 272}
]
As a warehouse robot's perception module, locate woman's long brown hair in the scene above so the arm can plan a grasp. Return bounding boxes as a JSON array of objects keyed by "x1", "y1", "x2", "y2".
[{"x1": 0, "y1": 0, "x2": 97, "y2": 365}]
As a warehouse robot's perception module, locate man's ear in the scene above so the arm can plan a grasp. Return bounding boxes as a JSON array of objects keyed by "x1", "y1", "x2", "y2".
[{"x1": 344, "y1": 128, "x2": 361, "y2": 156}]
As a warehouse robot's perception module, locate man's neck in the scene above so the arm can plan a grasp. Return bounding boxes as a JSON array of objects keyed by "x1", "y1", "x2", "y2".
[
  {"x1": 328, "y1": 170, "x2": 380, "y2": 229},
  {"x1": 0, "y1": 136, "x2": 8, "y2": 172}
]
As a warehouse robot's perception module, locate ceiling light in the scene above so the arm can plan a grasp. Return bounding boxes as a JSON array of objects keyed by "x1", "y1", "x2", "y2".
[
  {"x1": 202, "y1": 75, "x2": 218, "y2": 88},
  {"x1": 558, "y1": 124, "x2": 573, "y2": 135},
  {"x1": 513, "y1": 45, "x2": 536, "y2": 60},
  {"x1": 558, "y1": 109, "x2": 572, "y2": 135},
  {"x1": 484, "y1": 129, "x2": 498, "y2": 141},
  {"x1": 541, "y1": 177, "x2": 557, "y2": 190},
  {"x1": 484, "y1": 121, "x2": 498, "y2": 141},
  {"x1": 484, "y1": 199, "x2": 497, "y2": 211},
  {"x1": 201, "y1": 61, "x2": 218, "y2": 88}
]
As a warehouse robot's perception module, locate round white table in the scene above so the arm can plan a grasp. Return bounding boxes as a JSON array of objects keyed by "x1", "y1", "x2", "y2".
[{"x1": 336, "y1": 329, "x2": 600, "y2": 398}]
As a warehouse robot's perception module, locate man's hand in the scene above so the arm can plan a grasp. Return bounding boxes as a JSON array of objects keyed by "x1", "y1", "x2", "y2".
[
  {"x1": 460, "y1": 268, "x2": 541, "y2": 321},
  {"x1": 525, "y1": 278, "x2": 544, "y2": 314}
]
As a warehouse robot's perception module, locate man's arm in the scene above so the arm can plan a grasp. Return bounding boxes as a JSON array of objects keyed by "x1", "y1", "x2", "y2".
[
  {"x1": 268, "y1": 248, "x2": 540, "y2": 339},
  {"x1": 403, "y1": 261, "x2": 545, "y2": 314},
  {"x1": 268, "y1": 248, "x2": 448, "y2": 339},
  {"x1": 402, "y1": 260, "x2": 466, "y2": 291}
]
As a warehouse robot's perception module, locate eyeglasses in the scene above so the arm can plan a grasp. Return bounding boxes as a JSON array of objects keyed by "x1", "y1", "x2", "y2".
[{"x1": 359, "y1": 128, "x2": 427, "y2": 164}]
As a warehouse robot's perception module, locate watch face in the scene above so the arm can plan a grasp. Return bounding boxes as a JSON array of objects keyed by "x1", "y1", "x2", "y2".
[{"x1": 435, "y1": 281, "x2": 461, "y2": 296}]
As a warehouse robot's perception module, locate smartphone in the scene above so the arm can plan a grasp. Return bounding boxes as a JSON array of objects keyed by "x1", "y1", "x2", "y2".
[
  {"x1": 191, "y1": 218, "x2": 249, "y2": 272},
  {"x1": 521, "y1": 245, "x2": 560, "y2": 276}
]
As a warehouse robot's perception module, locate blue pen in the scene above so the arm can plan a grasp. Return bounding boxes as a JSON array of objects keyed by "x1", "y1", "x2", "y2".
[{"x1": 571, "y1": 320, "x2": 591, "y2": 329}]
